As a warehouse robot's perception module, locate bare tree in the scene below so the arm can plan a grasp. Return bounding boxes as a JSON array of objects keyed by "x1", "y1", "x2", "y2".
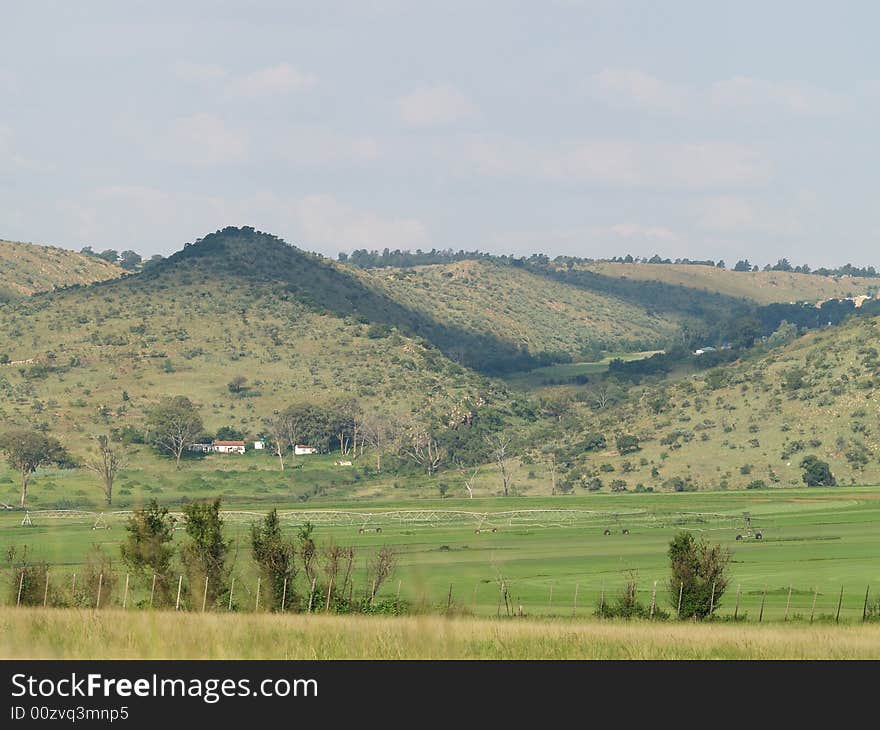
[
  {"x1": 484, "y1": 433, "x2": 513, "y2": 496},
  {"x1": 83, "y1": 435, "x2": 126, "y2": 506},
  {"x1": 361, "y1": 410, "x2": 396, "y2": 471},
  {"x1": 403, "y1": 427, "x2": 445, "y2": 476},
  {"x1": 454, "y1": 457, "x2": 479, "y2": 499},
  {"x1": 264, "y1": 415, "x2": 287, "y2": 471},
  {"x1": 368, "y1": 545, "x2": 395, "y2": 604}
]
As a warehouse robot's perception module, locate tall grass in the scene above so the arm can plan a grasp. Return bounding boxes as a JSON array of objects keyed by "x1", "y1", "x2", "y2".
[{"x1": 2, "y1": 608, "x2": 879, "y2": 659}]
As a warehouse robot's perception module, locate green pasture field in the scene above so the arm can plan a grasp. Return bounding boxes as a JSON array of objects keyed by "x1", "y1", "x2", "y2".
[
  {"x1": 2, "y1": 484, "x2": 879, "y2": 622},
  {"x1": 503, "y1": 350, "x2": 662, "y2": 390}
]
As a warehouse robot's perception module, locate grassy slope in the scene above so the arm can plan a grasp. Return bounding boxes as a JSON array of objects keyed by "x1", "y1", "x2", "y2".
[
  {"x1": 361, "y1": 260, "x2": 681, "y2": 356},
  {"x1": 583, "y1": 262, "x2": 880, "y2": 305},
  {"x1": 2, "y1": 610, "x2": 879, "y2": 658},
  {"x1": 0, "y1": 239, "x2": 122, "y2": 296},
  {"x1": 0, "y1": 230, "x2": 494, "y2": 459},
  {"x1": 551, "y1": 313, "x2": 880, "y2": 491}
]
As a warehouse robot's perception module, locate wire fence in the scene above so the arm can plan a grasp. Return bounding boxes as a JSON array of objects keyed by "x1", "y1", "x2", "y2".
[{"x1": 4, "y1": 565, "x2": 878, "y2": 625}]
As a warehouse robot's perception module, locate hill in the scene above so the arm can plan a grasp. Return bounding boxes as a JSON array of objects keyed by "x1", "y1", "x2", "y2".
[
  {"x1": 580, "y1": 262, "x2": 880, "y2": 305},
  {"x1": 540, "y1": 312, "x2": 880, "y2": 491},
  {"x1": 0, "y1": 239, "x2": 123, "y2": 298},
  {"x1": 359, "y1": 259, "x2": 682, "y2": 359},
  {"x1": 0, "y1": 227, "x2": 500, "y2": 459}
]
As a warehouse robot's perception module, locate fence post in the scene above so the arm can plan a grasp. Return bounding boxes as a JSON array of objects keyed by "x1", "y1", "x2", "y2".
[
  {"x1": 307, "y1": 577, "x2": 316, "y2": 613},
  {"x1": 572, "y1": 583, "x2": 579, "y2": 618},
  {"x1": 96, "y1": 573, "x2": 103, "y2": 610},
  {"x1": 17, "y1": 570, "x2": 24, "y2": 607},
  {"x1": 43, "y1": 572, "x2": 50, "y2": 608},
  {"x1": 255, "y1": 577, "x2": 262, "y2": 612},
  {"x1": 677, "y1": 581, "x2": 683, "y2": 619},
  {"x1": 863, "y1": 585, "x2": 870, "y2": 623},
  {"x1": 228, "y1": 577, "x2": 235, "y2": 612},
  {"x1": 150, "y1": 574, "x2": 157, "y2": 609},
  {"x1": 600, "y1": 580, "x2": 606, "y2": 615},
  {"x1": 202, "y1": 576, "x2": 209, "y2": 612},
  {"x1": 709, "y1": 580, "x2": 716, "y2": 617},
  {"x1": 71, "y1": 573, "x2": 76, "y2": 601},
  {"x1": 447, "y1": 583, "x2": 454, "y2": 611},
  {"x1": 758, "y1": 585, "x2": 767, "y2": 623},
  {"x1": 281, "y1": 578, "x2": 288, "y2": 614},
  {"x1": 123, "y1": 573, "x2": 130, "y2": 609},
  {"x1": 836, "y1": 586, "x2": 844, "y2": 624},
  {"x1": 397, "y1": 580, "x2": 403, "y2": 614},
  {"x1": 810, "y1": 587, "x2": 818, "y2": 624},
  {"x1": 734, "y1": 584, "x2": 741, "y2": 621},
  {"x1": 784, "y1": 585, "x2": 792, "y2": 621},
  {"x1": 649, "y1": 580, "x2": 658, "y2": 620},
  {"x1": 547, "y1": 584, "x2": 553, "y2": 614},
  {"x1": 175, "y1": 575, "x2": 182, "y2": 611}
]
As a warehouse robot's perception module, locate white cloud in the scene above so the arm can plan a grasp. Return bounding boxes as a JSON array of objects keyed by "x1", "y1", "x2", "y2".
[
  {"x1": 289, "y1": 195, "x2": 430, "y2": 250},
  {"x1": 227, "y1": 63, "x2": 317, "y2": 97},
  {"x1": 167, "y1": 114, "x2": 249, "y2": 165},
  {"x1": 56, "y1": 187, "x2": 428, "y2": 255},
  {"x1": 591, "y1": 68, "x2": 691, "y2": 113},
  {"x1": 173, "y1": 62, "x2": 229, "y2": 83},
  {"x1": 397, "y1": 84, "x2": 478, "y2": 127},
  {"x1": 697, "y1": 196, "x2": 801, "y2": 235},
  {"x1": 607, "y1": 223, "x2": 679, "y2": 241},
  {"x1": 172, "y1": 62, "x2": 317, "y2": 97},
  {"x1": 460, "y1": 136, "x2": 770, "y2": 188},
  {"x1": 279, "y1": 128, "x2": 380, "y2": 166},
  {"x1": 710, "y1": 77, "x2": 842, "y2": 115}
]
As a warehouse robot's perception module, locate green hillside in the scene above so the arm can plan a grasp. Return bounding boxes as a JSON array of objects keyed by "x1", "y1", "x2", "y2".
[
  {"x1": 360, "y1": 259, "x2": 682, "y2": 358},
  {"x1": 540, "y1": 313, "x2": 880, "y2": 492},
  {"x1": 581, "y1": 262, "x2": 880, "y2": 305},
  {"x1": 0, "y1": 228, "x2": 497, "y2": 459},
  {"x1": 0, "y1": 239, "x2": 122, "y2": 298}
]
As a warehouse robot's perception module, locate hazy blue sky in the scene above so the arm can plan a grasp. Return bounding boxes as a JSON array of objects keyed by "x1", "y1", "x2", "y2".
[{"x1": 2, "y1": 1, "x2": 879, "y2": 266}]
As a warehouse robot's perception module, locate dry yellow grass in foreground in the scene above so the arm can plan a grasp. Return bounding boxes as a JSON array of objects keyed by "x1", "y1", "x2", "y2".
[{"x1": 2, "y1": 609, "x2": 880, "y2": 659}]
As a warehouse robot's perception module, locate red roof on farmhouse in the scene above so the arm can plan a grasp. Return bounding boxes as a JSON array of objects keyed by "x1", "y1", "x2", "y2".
[{"x1": 214, "y1": 440, "x2": 245, "y2": 446}]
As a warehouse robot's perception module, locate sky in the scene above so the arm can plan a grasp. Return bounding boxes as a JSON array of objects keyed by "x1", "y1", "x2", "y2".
[{"x1": 2, "y1": 1, "x2": 880, "y2": 267}]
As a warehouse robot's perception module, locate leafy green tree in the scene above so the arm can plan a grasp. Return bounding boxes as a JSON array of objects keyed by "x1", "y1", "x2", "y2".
[
  {"x1": 251, "y1": 509, "x2": 297, "y2": 611},
  {"x1": 800, "y1": 455, "x2": 836, "y2": 486},
  {"x1": 0, "y1": 429, "x2": 68, "y2": 507},
  {"x1": 615, "y1": 434, "x2": 640, "y2": 455},
  {"x1": 97, "y1": 249, "x2": 119, "y2": 264},
  {"x1": 146, "y1": 396, "x2": 203, "y2": 469},
  {"x1": 119, "y1": 250, "x2": 142, "y2": 270},
  {"x1": 120, "y1": 500, "x2": 176, "y2": 606},
  {"x1": 227, "y1": 375, "x2": 248, "y2": 394},
  {"x1": 180, "y1": 499, "x2": 231, "y2": 609},
  {"x1": 668, "y1": 531, "x2": 730, "y2": 620}
]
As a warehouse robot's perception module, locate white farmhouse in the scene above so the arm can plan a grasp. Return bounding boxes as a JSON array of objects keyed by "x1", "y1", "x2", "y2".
[
  {"x1": 213, "y1": 440, "x2": 246, "y2": 454},
  {"x1": 253, "y1": 440, "x2": 265, "y2": 450}
]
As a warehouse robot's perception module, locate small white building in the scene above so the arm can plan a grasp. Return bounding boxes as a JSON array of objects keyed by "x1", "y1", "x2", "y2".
[
  {"x1": 213, "y1": 440, "x2": 246, "y2": 454},
  {"x1": 253, "y1": 440, "x2": 265, "y2": 450},
  {"x1": 294, "y1": 444, "x2": 317, "y2": 455}
]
